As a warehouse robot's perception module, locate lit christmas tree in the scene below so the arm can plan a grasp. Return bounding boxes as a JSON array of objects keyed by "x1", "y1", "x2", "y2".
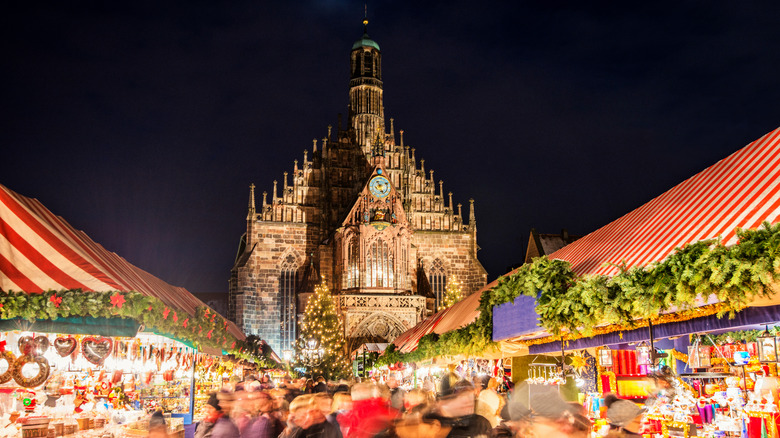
[
  {"x1": 295, "y1": 280, "x2": 351, "y2": 379},
  {"x1": 442, "y1": 275, "x2": 463, "y2": 307}
]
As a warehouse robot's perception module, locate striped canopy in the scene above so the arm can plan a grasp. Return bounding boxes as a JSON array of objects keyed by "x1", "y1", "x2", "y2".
[
  {"x1": 550, "y1": 127, "x2": 780, "y2": 276},
  {"x1": 0, "y1": 184, "x2": 245, "y2": 340},
  {"x1": 492, "y1": 126, "x2": 780, "y2": 344},
  {"x1": 392, "y1": 289, "x2": 482, "y2": 353}
]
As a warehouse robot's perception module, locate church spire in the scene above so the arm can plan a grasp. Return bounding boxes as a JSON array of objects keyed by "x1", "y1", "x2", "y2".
[
  {"x1": 349, "y1": 13, "x2": 384, "y2": 155},
  {"x1": 247, "y1": 183, "x2": 256, "y2": 220}
]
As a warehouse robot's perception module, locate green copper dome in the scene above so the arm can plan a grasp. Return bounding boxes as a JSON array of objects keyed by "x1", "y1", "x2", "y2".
[{"x1": 352, "y1": 33, "x2": 380, "y2": 51}]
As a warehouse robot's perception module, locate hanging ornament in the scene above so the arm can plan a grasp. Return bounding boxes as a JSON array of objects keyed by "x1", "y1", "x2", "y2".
[
  {"x1": 54, "y1": 336, "x2": 78, "y2": 357},
  {"x1": 18, "y1": 336, "x2": 50, "y2": 356},
  {"x1": 0, "y1": 351, "x2": 17, "y2": 384},
  {"x1": 12, "y1": 355, "x2": 50, "y2": 388},
  {"x1": 81, "y1": 336, "x2": 113, "y2": 365}
]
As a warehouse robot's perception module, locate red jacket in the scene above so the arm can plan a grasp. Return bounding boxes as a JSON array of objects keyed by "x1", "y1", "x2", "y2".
[{"x1": 338, "y1": 398, "x2": 398, "y2": 438}]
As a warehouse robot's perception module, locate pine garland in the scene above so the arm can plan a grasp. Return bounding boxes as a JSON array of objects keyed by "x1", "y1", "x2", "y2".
[{"x1": 377, "y1": 222, "x2": 780, "y2": 366}]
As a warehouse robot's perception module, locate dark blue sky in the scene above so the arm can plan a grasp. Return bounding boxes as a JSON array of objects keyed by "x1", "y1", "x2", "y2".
[{"x1": 3, "y1": 1, "x2": 779, "y2": 293}]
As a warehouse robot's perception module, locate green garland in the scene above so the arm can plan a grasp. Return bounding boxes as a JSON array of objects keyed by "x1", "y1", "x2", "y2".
[
  {"x1": 378, "y1": 222, "x2": 780, "y2": 366},
  {"x1": 0, "y1": 289, "x2": 240, "y2": 352}
]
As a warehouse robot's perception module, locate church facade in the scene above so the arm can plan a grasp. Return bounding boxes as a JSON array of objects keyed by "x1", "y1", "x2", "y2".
[{"x1": 228, "y1": 21, "x2": 487, "y2": 355}]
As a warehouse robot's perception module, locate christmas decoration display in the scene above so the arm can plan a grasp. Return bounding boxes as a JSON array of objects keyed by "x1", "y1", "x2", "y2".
[
  {"x1": 379, "y1": 222, "x2": 780, "y2": 365},
  {"x1": 295, "y1": 280, "x2": 350, "y2": 379}
]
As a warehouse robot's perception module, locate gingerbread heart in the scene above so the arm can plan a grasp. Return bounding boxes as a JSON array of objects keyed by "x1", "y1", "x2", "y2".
[
  {"x1": 18, "y1": 336, "x2": 50, "y2": 356},
  {"x1": 81, "y1": 337, "x2": 113, "y2": 365},
  {"x1": 54, "y1": 336, "x2": 78, "y2": 357}
]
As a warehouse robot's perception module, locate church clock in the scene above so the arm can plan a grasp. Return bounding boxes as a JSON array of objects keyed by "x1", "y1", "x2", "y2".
[{"x1": 369, "y1": 175, "x2": 391, "y2": 198}]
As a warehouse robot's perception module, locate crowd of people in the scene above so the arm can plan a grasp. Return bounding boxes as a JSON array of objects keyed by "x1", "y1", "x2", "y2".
[{"x1": 147, "y1": 372, "x2": 646, "y2": 438}]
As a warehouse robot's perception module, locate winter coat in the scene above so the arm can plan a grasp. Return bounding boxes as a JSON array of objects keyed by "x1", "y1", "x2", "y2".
[
  {"x1": 194, "y1": 420, "x2": 216, "y2": 438},
  {"x1": 338, "y1": 398, "x2": 398, "y2": 438},
  {"x1": 210, "y1": 416, "x2": 241, "y2": 438},
  {"x1": 423, "y1": 412, "x2": 493, "y2": 438}
]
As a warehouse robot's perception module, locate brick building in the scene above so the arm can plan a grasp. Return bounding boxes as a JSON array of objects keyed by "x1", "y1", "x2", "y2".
[{"x1": 228, "y1": 20, "x2": 487, "y2": 355}]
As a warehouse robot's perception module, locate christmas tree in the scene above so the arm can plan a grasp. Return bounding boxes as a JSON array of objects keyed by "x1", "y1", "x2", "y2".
[
  {"x1": 442, "y1": 275, "x2": 463, "y2": 308},
  {"x1": 295, "y1": 280, "x2": 351, "y2": 379}
]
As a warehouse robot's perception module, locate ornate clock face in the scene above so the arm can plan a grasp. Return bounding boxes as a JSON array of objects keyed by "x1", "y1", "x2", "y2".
[{"x1": 369, "y1": 175, "x2": 391, "y2": 198}]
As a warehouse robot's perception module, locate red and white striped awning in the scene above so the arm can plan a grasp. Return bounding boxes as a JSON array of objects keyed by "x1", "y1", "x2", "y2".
[
  {"x1": 550, "y1": 127, "x2": 780, "y2": 276},
  {"x1": 0, "y1": 184, "x2": 245, "y2": 340},
  {"x1": 392, "y1": 290, "x2": 483, "y2": 353}
]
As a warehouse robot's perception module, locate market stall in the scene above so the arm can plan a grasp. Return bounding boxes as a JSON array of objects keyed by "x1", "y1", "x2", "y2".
[
  {"x1": 0, "y1": 183, "x2": 258, "y2": 435},
  {"x1": 489, "y1": 127, "x2": 780, "y2": 436}
]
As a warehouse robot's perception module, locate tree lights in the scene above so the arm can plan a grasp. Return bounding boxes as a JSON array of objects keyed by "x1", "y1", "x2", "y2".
[{"x1": 294, "y1": 280, "x2": 350, "y2": 379}]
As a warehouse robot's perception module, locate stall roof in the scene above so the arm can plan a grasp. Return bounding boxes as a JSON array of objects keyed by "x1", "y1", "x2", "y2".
[
  {"x1": 392, "y1": 289, "x2": 482, "y2": 353},
  {"x1": 493, "y1": 126, "x2": 780, "y2": 344},
  {"x1": 0, "y1": 184, "x2": 245, "y2": 341},
  {"x1": 549, "y1": 127, "x2": 780, "y2": 277}
]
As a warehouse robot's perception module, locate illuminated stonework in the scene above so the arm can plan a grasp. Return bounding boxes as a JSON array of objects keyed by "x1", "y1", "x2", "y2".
[{"x1": 228, "y1": 23, "x2": 487, "y2": 354}]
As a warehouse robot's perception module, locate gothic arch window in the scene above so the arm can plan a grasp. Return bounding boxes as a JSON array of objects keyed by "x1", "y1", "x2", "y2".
[
  {"x1": 279, "y1": 255, "x2": 298, "y2": 352},
  {"x1": 429, "y1": 258, "x2": 447, "y2": 310},
  {"x1": 346, "y1": 237, "x2": 360, "y2": 288},
  {"x1": 366, "y1": 239, "x2": 393, "y2": 288}
]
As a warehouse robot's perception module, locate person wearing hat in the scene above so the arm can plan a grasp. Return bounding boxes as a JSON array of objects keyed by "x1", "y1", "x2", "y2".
[
  {"x1": 513, "y1": 383, "x2": 591, "y2": 438},
  {"x1": 603, "y1": 394, "x2": 645, "y2": 437},
  {"x1": 422, "y1": 379, "x2": 492, "y2": 438},
  {"x1": 492, "y1": 390, "x2": 531, "y2": 438},
  {"x1": 194, "y1": 393, "x2": 221, "y2": 438}
]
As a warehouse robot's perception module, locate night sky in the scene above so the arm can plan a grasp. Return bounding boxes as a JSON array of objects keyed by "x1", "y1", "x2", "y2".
[{"x1": 3, "y1": 1, "x2": 779, "y2": 294}]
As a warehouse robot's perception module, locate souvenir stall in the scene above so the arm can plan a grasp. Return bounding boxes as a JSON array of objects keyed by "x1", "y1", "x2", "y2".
[
  {"x1": 192, "y1": 352, "x2": 245, "y2": 422},
  {"x1": 488, "y1": 128, "x2": 780, "y2": 437},
  {"x1": 0, "y1": 184, "x2": 251, "y2": 436}
]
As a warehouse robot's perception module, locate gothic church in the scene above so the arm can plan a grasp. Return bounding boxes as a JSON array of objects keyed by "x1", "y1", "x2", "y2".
[{"x1": 228, "y1": 20, "x2": 487, "y2": 355}]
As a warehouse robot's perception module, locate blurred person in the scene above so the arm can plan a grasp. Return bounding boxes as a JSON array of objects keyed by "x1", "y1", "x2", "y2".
[
  {"x1": 423, "y1": 379, "x2": 492, "y2": 438},
  {"x1": 246, "y1": 391, "x2": 284, "y2": 438},
  {"x1": 281, "y1": 394, "x2": 312, "y2": 438},
  {"x1": 212, "y1": 388, "x2": 241, "y2": 438},
  {"x1": 300, "y1": 394, "x2": 342, "y2": 438},
  {"x1": 313, "y1": 376, "x2": 328, "y2": 394},
  {"x1": 339, "y1": 383, "x2": 398, "y2": 438},
  {"x1": 604, "y1": 394, "x2": 645, "y2": 437},
  {"x1": 475, "y1": 378, "x2": 504, "y2": 428},
  {"x1": 234, "y1": 387, "x2": 257, "y2": 436},
  {"x1": 148, "y1": 411, "x2": 168, "y2": 438},
  {"x1": 422, "y1": 376, "x2": 434, "y2": 393},
  {"x1": 402, "y1": 389, "x2": 433, "y2": 422},
  {"x1": 515, "y1": 384, "x2": 590, "y2": 438},
  {"x1": 304, "y1": 379, "x2": 316, "y2": 394},
  {"x1": 328, "y1": 392, "x2": 352, "y2": 429},
  {"x1": 194, "y1": 393, "x2": 222, "y2": 438},
  {"x1": 387, "y1": 373, "x2": 406, "y2": 412},
  {"x1": 492, "y1": 391, "x2": 530, "y2": 438},
  {"x1": 276, "y1": 399, "x2": 291, "y2": 434}
]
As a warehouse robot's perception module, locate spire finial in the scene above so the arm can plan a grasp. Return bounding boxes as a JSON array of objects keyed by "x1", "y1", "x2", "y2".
[
  {"x1": 247, "y1": 183, "x2": 256, "y2": 220},
  {"x1": 364, "y1": 4, "x2": 368, "y2": 34}
]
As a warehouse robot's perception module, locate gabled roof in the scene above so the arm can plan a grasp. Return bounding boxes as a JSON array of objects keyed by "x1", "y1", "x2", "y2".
[
  {"x1": 0, "y1": 184, "x2": 245, "y2": 340},
  {"x1": 549, "y1": 127, "x2": 780, "y2": 276}
]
